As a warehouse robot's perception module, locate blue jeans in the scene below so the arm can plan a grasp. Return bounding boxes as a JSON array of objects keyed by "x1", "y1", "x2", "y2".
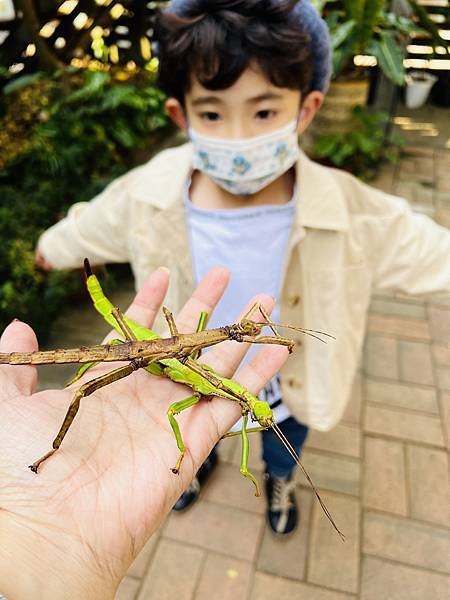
[
  {"x1": 261, "y1": 416, "x2": 309, "y2": 478},
  {"x1": 212, "y1": 416, "x2": 308, "y2": 479}
]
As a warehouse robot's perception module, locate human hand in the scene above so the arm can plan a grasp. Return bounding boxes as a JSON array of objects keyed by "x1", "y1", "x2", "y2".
[{"x1": 0, "y1": 267, "x2": 289, "y2": 600}]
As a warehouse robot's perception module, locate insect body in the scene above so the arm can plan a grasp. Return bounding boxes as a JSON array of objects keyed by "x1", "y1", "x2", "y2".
[{"x1": 0, "y1": 260, "x2": 344, "y2": 540}]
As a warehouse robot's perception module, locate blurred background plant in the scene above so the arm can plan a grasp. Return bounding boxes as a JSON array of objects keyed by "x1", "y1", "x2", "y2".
[
  {"x1": 0, "y1": 64, "x2": 170, "y2": 339},
  {"x1": 317, "y1": 0, "x2": 443, "y2": 86},
  {"x1": 313, "y1": 105, "x2": 404, "y2": 178}
]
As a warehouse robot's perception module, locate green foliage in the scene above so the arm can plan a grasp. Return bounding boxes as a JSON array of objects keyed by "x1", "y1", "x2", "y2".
[
  {"x1": 313, "y1": 106, "x2": 404, "y2": 179},
  {"x1": 324, "y1": 0, "x2": 437, "y2": 85},
  {"x1": 0, "y1": 67, "x2": 169, "y2": 340}
]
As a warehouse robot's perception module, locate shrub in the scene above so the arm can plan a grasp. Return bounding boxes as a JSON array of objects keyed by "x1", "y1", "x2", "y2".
[{"x1": 0, "y1": 67, "x2": 169, "y2": 340}]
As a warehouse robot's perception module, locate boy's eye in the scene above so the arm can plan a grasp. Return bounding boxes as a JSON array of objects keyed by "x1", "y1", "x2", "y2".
[
  {"x1": 256, "y1": 110, "x2": 276, "y2": 120},
  {"x1": 200, "y1": 111, "x2": 221, "y2": 122}
]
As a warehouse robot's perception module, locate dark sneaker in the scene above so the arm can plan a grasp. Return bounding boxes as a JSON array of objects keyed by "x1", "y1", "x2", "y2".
[
  {"x1": 264, "y1": 471, "x2": 298, "y2": 535},
  {"x1": 172, "y1": 451, "x2": 218, "y2": 512}
]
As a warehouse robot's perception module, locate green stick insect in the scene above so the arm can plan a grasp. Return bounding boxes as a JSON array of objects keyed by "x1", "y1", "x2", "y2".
[{"x1": 0, "y1": 259, "x2": 344, "y2": 540}]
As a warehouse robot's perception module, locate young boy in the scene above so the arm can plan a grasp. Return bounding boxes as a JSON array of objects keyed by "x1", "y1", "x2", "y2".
[{"x1": 35, "y1": 0, "x2": 450, "y2": 536}]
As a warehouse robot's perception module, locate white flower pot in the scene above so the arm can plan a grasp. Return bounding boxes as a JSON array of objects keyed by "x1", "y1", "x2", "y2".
[{"x1": 405, "y1": 72, "x2": 438, "y2": 109}]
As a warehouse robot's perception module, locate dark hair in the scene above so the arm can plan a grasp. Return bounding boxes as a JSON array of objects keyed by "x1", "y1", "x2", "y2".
[{"x1": 155, "y1": 0, "x2": 313, "y2": 104}]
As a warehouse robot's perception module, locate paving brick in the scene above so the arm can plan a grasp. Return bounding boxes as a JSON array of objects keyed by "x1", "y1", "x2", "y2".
[
  {"x1": 195, "y1": 553, "x2": 253, "y2": 600},
  {"x1": 399, "y1": 340, "x2": 435, "y2": 385},
  {"x1": 250, "y1": 572, "x2": 355, "y2": 600},
  {"x1": 427, "y1": 305, "x2": 450, "y2": 344},
  {"x1": 394, "y1": 180, "x2": 416, "y2": 200},
  {"x1": 299, "y1": 450, "x2": 360, "y2": 496},
  {"x1": 202, "y1": 462, "x2": 265, "y2": 515},
  {"x1": 229, "y1": 429, "x2": 265, "y2": 472},
  {"x1": 364, "y1": 405, "x2": 445, "y2": 446},
  {"x1": 432, "y1": 343, "x2": 450, "y2": 367},
  {"x1": 363, "y1": 437, "x2": 407, "y2": 516},
  {"x1": 363, "y1": 511, "x2": 450, "y2": 574},
  {"x1": 364, "y1": 335, "x2": 399, "y2": 380},
  {"x1": 407, "y1": 445, "x2": 450, "y2": 527},
  {"x1": 163, "y1": 499, "x2": 264, "y2": 561},
  {"x1": 127, "y1": 535, "x2": 159, "y2": 578},
  {"x1": 360, "y1": 556, "x2": 450, "y2": 600},
  {"x1": 342, "y1": 371, "x2": 362, "y2": 425},
  {"x1": 436, "y1": 366, "x2": 450, "y2": 390},
  {"x1": 257, "y1": 488, "x2": 312, "y2": 580},
  {"x1": 308, "y1": 492, "x2": 360, "y2": 594},
  {"x1": 441, "y1": 391, "x2": 450, "y2": 449},
  {"x1": 369, "y1": 299, "x2": 426, "y2": 319},
  {"x1": 434, "y1": 205, "x2": 450, "y2": 228},
  {"x1": 428, "y1": 294, "x2": 450, "y2": 308},
  {"x1": 305, "y1": 423, "x2": 361, "y2": 458},
  {"x1": 365, "y1": 377, "x2": 439, "y2": 414},
  {"x1": 137, "y1": 539, "x2": 204, "y2": 600},
  {"x1": 434, "y1": 190, "x2": 450, "y2": 207},
  {"x1": 436, "y1": 176, "x2": 450, "y2": 193},
  {"x1": 368, "y1": 314, "x2": 430, "y2": 341},
  {"x1": 115, "y1": 576, "x2": 140, "y2": 600},
  {"x1": 218, "y1": 436, "x2": 238, "y2": 463}
]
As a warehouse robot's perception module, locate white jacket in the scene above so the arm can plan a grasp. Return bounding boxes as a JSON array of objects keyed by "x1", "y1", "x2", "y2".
[{"x1": 40, "y1": 144, "x2": 450, "y2": 430}]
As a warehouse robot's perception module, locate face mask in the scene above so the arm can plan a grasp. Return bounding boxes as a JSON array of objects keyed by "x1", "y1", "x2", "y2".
[{"x1": 188, "y1": 117, "x2": 301, "y2": 195}]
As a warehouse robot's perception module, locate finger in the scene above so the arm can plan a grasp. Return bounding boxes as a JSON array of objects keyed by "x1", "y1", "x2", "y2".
[
  {"x1": 210, "y1": 343, "x2": 290, "y2": 436},
  {"x1": 173, "y1": 267, "x2": 231, "y2": 333},
  {"x1": 0, "y1": 320, "x2": 38, "y2": 396},
  {"x1": 102, "y1": 268, "x2": 170, "y2": 343},
  {"x1": 125, "y1": 267, "x2": 170, "y2": 327},
  {"x1": 198, "y1": 293, "x2": 275, "y2": 382}
]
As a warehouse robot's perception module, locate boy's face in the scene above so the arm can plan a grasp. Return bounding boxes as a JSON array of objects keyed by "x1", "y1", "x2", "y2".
[{"x1": 166, "y1": 63, "x2": 323, "y2": 139}]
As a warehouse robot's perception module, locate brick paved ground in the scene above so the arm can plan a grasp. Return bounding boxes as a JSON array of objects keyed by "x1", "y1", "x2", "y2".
[{"x1": 38, "y1": 126, "x2": 450, "y2": 599}]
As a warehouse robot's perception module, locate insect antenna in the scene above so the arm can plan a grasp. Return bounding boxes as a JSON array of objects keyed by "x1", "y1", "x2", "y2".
[
  {"x1": 271, "y1": 422, "x2": 346, "y2": 541},
  {"x1": 264, "y1": 321, "x2": 336, "y2": 344}
]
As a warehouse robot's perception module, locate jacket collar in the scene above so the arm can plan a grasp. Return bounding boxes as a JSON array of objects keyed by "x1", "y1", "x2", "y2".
[{"x1": 131, "y1": 143, "x2": 349, "y2": 232}]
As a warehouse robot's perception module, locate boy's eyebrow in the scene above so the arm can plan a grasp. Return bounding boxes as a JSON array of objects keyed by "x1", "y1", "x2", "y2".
[
  {"x1": 191, "y1": 96, "x2": 224, "y2": 107},
  {"x1": 190, "y1": 92, "x2": 284, "y2": 108}
]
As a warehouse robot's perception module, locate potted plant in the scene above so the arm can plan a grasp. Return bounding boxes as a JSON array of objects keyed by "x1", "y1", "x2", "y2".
[
  {"x1": 313, "y1": 105, "x2": 404, "y2": 180},
  {"x1": 310, "y1": 0, "x2": 440, "y2": 134},
  {"x1": 405, "y1": 70, "x2": 438, "y2": 108}
]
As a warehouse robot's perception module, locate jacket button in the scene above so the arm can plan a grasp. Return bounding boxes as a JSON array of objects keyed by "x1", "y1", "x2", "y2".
[
  {"x1": 287, "y1": 377, "x2": 302, "y2": 389},
  {"x1": 288, "y1": 295, "x2": 301, "y2": 307}
]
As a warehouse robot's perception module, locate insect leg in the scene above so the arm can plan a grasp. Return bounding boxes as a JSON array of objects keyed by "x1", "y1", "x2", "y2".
[
  {"x1": 65, "y1": 338, "x2": 124, "y2": 388},
  {"x1": 239, "y1": 414, "x2": 260, "y2": 496},
  {"x1": 29, "y1": 357, "x2": 154, "y2": 473},
  {"x1": 190, "y1": 311, "x2": 209, "y2": 360},
  {"x1": 222, "y1": 426, "x2": 267, "y2": 438},
  {"x1": 167, "y1": 393, "x2": 201, "y2": 474},
  {"x1": 111, "y1": 307, "x2": 137, "y2": 341},
  {"x1": 162, "y1": 307, "x2": 179, "y2": 337}
]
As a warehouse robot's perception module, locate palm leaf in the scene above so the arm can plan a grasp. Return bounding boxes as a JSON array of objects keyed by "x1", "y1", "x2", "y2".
[{"x1": 370, "y1": 31, "x2": 406, "y2": 86}]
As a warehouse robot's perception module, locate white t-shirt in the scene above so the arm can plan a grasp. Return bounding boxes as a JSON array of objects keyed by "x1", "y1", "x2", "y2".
[{"x1": 184, "y1": 178, "x2": 299, "y2": 430}]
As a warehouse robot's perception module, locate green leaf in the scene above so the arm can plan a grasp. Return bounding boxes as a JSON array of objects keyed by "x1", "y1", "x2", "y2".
[
  {"x1": 330, "y1": 20, "x2": 356, "y2": 49},
  {"x1": 65, "y1": 71, "x2": 111, "y2": 103},
  {"x1": 3, "y1": 73, "x2": 44, "y2": 95},
  {"x1": 370, "y1": 32, "x2": 405, "y2": 86}
]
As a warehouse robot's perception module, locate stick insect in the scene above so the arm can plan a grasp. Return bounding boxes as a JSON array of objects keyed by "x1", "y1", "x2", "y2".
[{"x1": 0, "y1": 259, "x2": 344, "y2": 540}]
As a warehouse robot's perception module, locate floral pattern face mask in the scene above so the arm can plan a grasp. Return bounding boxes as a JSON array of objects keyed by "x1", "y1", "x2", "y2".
[{"x1": 188, "y1": 117, "x2": 301, "y2": 195}]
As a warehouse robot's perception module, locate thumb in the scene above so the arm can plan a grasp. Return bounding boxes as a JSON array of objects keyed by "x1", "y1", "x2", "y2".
[{"x1": 0, "y1": 320, "x2": 38, "y2": 396}]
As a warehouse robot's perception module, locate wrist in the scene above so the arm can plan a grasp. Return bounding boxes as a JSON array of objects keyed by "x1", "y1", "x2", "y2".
[{"x1": 0, "y1": 514, "x2": 117, "y2": 600}]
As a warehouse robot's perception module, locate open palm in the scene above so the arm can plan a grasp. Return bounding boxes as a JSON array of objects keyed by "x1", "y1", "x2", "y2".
[{"x1": 0, "y1": 267, "x2": 288, "y2": 599}]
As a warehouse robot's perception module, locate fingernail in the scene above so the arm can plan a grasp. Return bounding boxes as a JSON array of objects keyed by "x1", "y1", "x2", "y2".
[{"x1": 158, "y1": 266, "x2": 170, "y2": 275}]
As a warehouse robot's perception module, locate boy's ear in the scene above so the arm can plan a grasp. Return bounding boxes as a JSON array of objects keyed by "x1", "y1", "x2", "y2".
[
  {"x1": 165, "y1": 98, "x2": 188, "y2": 131},
  {"x1": 297, "y1": 91, "x2": 324, "y2": 135}
]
